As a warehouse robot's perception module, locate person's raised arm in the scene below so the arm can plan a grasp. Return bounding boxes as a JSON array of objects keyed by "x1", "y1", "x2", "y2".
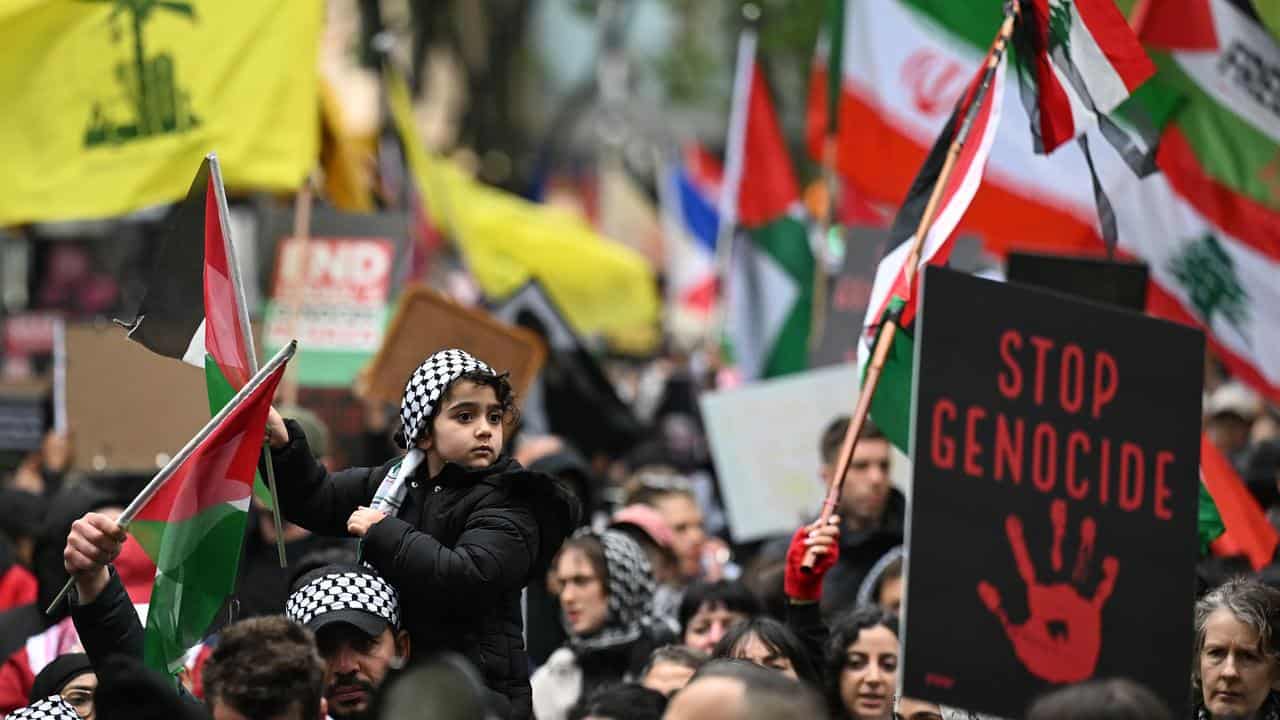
[
  {"x1": 63, "y1": 512, "x2": 143, "y2": 664},
  {"x1": 267, "y1": 411, "x2": 381, "y2": 537},
  {"x1": 784, "y1": 516, "x2": 841, "y2": 661}
]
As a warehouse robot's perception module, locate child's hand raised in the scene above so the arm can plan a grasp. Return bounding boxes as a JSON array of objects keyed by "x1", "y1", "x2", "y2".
[{"x1": 347, "y1": 506, "x2": 387, "y2": 537}]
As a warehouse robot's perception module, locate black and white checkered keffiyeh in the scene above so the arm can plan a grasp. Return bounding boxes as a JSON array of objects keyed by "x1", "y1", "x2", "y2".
[
  {"x1": 370, "y1": 349, "x2": 496, "y2": 518},
  {"x1": 285, "y1": 570, "x2": 401, "y2": 629},
  {"x1": 7, "y1": 696, "x2": 80, "y2": 720},
  {"x1": 568, "y1": 529, "x2": 657, "y2": 653},
  {"x1": 399, "y1": 348, "x2": 495, "y2": 448}
]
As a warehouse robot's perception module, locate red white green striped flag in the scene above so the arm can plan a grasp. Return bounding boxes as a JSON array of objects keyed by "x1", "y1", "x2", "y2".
[
  {"x1": 721, "y1": 31, "x2": 816, "y2": 380},
  {"x1": 124, "y1": 155, "x2": 275, "y2": 504},
  {"x1": 129, "y1": 354, "x2": 288, "y2": 675},
  {"x1": 1011, "y1": 0, "x2": 1155, "y2": 153},
  {"x1": 858, "y1": 29, "x2": 1010, "y2": 451}
]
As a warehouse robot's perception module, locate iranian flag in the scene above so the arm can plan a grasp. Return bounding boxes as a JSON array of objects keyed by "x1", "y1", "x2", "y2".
[
  {"x1": 859, "y1": 26, "x2": 1010, "y2": 451},
  {"x1": 124, "y1": 155, "x2": 275, "y2": 503},
  {"x1": 129, "y1": 351, "x2": 289, "y2": 675},
  {"x1": 1199, "y1": 432, "x2": 1278, "y2": 569},
  {"x1": 721, "y1": 31, "x2": 816, "y2": 380}
]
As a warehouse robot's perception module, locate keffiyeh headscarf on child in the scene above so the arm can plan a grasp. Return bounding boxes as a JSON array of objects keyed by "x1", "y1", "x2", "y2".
[{"x1": 369, "y1": 348, "x2": 495, "y2": 518}]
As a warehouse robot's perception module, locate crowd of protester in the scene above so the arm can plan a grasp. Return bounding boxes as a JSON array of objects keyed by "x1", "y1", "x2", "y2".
[{"x1": 0, "y1": 348, "x2": 1277, "y2": 720}]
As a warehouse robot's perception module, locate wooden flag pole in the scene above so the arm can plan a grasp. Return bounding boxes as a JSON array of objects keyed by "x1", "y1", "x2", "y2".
[
  {"x1": 46, "y1": 342, "x2": 298, "y2": 615},
  {"x1": 806, "y1": 12, "x2": 1016, "y2": 561}
]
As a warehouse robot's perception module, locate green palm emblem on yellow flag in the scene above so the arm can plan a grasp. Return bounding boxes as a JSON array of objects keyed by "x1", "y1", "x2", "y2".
[
  {"x1": 82, "y1": 0, "x2": 201, "y2": 147},
  {"x1": 1169, "y1": 233, "x2": 1251, "y2": 340}
]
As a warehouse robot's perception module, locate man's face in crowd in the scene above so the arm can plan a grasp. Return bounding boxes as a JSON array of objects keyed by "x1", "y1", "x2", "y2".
[
  {"x1": 652, "y1": 493, "x2": 706, "y2": 579},
  {"x1": 316, "y1": 622, "x2": 408, "y2": 720},
  {"x1": 825, "y1": 438, "x2": 892, "y2": 527}
]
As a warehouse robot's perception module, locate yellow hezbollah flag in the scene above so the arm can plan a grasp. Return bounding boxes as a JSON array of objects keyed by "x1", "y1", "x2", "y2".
[
  {"x1": 0, "y1": 0, "x2": 322, "y2": 225},
  {"x1": 385, "y1": 69, "x2": 659, "y2": 346}
]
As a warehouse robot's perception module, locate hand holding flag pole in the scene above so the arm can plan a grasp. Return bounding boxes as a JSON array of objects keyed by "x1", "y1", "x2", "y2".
[
  {"x1": 46, "y1": 341, "x2": 299, "y2": 615},
  {"x1": 805, "y1": 7, "x2": 1018, "y2": 568}
]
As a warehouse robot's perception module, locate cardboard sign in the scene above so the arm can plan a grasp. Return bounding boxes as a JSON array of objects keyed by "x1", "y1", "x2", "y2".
[
  {"x1": 901, "y1": 268, "x2": 1203, "y2": 718},
  {"x1": 701, "y1": 364, "x2": 863, "y2": 542},
  {"x1": 362, "y1": 285, "x2": 546, "y2": 405},
  {"x1": 66, "y1": 323, "x2": 208, "y2": 471},
  {"x1": 263, "y1": 237, "x2": 395, "y2": 387}
]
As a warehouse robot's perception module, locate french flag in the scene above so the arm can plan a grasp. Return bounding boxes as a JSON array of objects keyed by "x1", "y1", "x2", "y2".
[{"x1": 660, "y1": 145, "x2": 723, "y2": 315}]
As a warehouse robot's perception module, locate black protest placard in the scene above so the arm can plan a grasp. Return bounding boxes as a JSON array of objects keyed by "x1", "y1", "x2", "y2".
[{"x1": 901, "y1": 267, "x2": 1203, "y2": 719}]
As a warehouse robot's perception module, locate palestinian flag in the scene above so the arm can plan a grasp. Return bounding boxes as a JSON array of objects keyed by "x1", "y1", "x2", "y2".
[
  {"x1": 858, "y1": 28, "x2": 1010, "y2": 451},
  {"x1": 1010, "y1": 0, "x2": 1155, "y2": 153},
  {"x1": 124, "y1": 156, "x2": 274, "y2": 504},
  {"x1": 1199, "y1": 432, "x2": 1278, "y2": 569},
  {"x1": 721, "y1": 31, "x2": 816, "y2": 380},
  {"x1": 129, "y1": 355, "x2": 288, "y2": 675}
]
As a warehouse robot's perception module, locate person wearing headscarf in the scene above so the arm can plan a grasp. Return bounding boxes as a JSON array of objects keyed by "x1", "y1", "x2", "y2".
[
  {"x1": 28, "y1": 653, "x2": 94, "y2": 719},
  {"x1": 531, "y1": 530, "x2": 677, "y2": 720},
  {"x1": 265, "y1": 348, "x2": 579, "y2": 720}
]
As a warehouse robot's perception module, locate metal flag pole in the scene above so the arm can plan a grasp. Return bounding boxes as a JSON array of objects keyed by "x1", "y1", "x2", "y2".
[
  {"x1": 805, "y1": 9, "x2": 1017, "y2": 565},
  {"x1": 46, "y1": 341, "x2": 298, "y2": 614},
  {"x1": 208, "y1": 153, "x2": 289, "y2": 568}
]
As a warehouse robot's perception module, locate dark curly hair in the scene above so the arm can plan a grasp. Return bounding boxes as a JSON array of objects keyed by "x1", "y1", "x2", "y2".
[
  {"x1": 202, "y1": 616, "x2": 325, "y2": 719},
  {"x1": 824, "y1": 606, "x2": 899, "y2": 720},
  {"x1": 396, "y1": 368, "x2": 521, "y2": 447}
]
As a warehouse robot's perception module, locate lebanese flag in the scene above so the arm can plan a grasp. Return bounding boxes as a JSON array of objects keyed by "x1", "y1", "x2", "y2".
[
  {"x1": 1012, "y1": 0, "x2": 1155, "y2": 153},
  {"x1": 1200, "y1": 433, "x2": 1279, "y2": 569},
  {"x1": 125, "y1": 155, "x2": 254, "y2": 413},
  {"x1": 858, "y1": 33, "x2": 1009, "y2": 451},
  {"x1": 129, "y1": 355, "x2": 288, "y2": 675}
]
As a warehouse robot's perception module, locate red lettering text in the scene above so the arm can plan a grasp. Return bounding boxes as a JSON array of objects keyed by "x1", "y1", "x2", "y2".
[
  {"x1": 998, "y1": 330, "x2": 1023, "y2": 399},
  {"x1": 1155, "y1": 451, "x2": 1175, "y2": 521},
  {"x1": 1066, "y1": 431, "x2": 1091, "y2": 500},
  {"x1": 932, "y1": 399, "x2": 957, "y2": 469},
  {"x1": 1032, "y1": 422, "x2": 1058, "y2": 493},
  {"x1": 994, "y1": 415, "x2": 1024, "y2": 485},
  {"x1": 1060, "y1": 344, "x2": 1085, "y2": 414},
  {"x1": 1092, "y1": 351, "x2": 1118, "y2": 418},
  {"x1": 1030, "y1": 336, "x2": 1054, "y2": 406},
  {"x1": 1119, "y1": 442, "x2": 1144, "y2": 512},
  {"x1": 964, "y1": 406, "x2": 986, "y2": 478}
]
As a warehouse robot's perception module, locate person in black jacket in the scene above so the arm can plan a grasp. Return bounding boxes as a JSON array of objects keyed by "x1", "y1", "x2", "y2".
[
  {"x1": 264, "y1": 348, "x2": 578, "y2": 720},
  {"x1": 815, "y1": 417, "x2": 905, "y2": 616}
]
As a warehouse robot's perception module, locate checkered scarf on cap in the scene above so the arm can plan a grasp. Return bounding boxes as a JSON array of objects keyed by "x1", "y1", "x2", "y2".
[
  {"x1": 8, "y1": 696, "x2": 81, "y2": 720},
  {"x1": 370, "y1": 349, "x2": 495, "y2": 517},
  {"x1": 568, "y1": 529, "x2": 657, "y2": 653},
  {"x1": 285, "y1": 569, "x2": 401, "y2": 630}
]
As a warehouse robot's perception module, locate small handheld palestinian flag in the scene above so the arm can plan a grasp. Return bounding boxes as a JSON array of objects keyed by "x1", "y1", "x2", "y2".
[
  {"x1": 132, "y1": 342, "x2": 294, "y2": 675},
  {"x1": 122, "y1": 154, "x2": 283, "y2": 519},
  {"x1": 44, "y1": 342, "x2": 295, "y2": 676}
]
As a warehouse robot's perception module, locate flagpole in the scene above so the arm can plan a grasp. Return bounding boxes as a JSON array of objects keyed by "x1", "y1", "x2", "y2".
[
  {"x1": 208, "y1": 153, "x2": 289, "y2": 568},
  {"x1": 806, "y1": 10, "x2": 1017, "y2": 561},
  {"x1": 46, "y1": 341, "x2": 298, "y2": 615},
  {"x1": 710, "y1": 21, "x2": 758, "y2": 362}
]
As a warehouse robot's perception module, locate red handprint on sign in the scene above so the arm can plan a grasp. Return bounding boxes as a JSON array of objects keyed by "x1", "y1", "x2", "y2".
[{"x1": 977, "y1": 499, "x2": 1119, "y2": 683}]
